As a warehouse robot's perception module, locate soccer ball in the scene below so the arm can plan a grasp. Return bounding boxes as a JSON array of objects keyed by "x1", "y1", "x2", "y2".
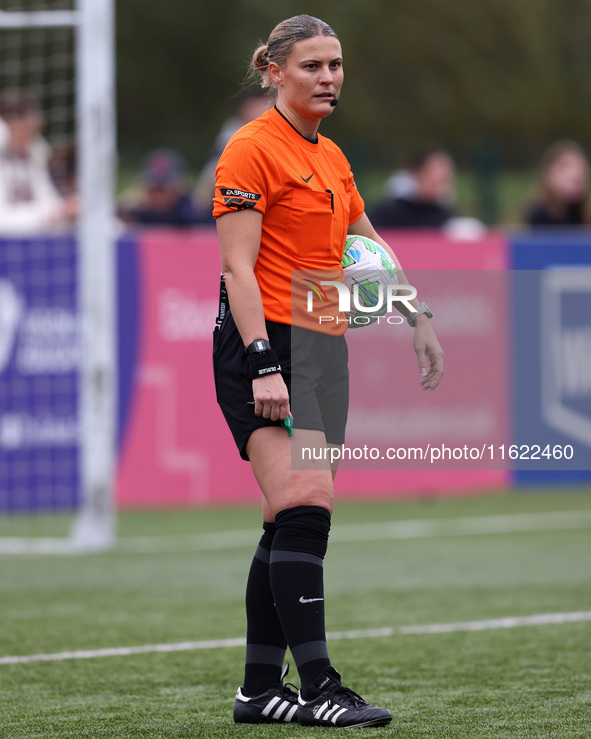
[{"x1": 341, "y1": 234, "x2": 398, "y2": 327}]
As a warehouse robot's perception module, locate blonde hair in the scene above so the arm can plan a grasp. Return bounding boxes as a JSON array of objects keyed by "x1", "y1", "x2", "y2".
[{"x1": 249, "y1": 14, "x2": 338, "y2": 90}]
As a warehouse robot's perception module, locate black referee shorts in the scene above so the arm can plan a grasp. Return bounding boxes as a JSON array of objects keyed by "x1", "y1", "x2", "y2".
[{"x1": 213, "y1": 309, "x2": 349, "y2": 461}]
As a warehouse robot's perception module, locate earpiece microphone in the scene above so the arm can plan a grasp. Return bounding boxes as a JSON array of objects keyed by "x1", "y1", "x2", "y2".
[{"x1": 330, "y1": 87, "x2": 342, "y2": 107}]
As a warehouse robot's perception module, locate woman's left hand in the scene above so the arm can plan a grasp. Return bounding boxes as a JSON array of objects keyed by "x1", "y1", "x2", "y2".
[{"x1": 413, "y1": 317, "x2": 444, "y2": 391}]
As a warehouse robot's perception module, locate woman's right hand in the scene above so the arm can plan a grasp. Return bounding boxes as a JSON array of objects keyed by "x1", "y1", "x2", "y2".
[{"x1": 252, "y1": 374, "x2": 291, "y2": 421}]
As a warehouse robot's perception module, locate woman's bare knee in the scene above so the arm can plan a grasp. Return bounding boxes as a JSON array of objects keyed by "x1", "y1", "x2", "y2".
[
  {"x1": 271, "y1": 473, "x2": 334, "y2": 515},
  {"x1": 247, "y1": 427, "x2": 334, "y2": 517}
]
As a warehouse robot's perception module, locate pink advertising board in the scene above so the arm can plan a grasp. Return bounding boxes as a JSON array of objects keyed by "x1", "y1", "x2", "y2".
[
  {"x1": 117, "y1": 228, "x2": 510, "y2": 508},
  {"x1": 341, "y1": 230, "x2": 510, "y2": 496}
]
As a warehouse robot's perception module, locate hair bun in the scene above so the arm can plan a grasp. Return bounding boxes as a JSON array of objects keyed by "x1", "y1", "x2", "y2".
[{"x1": 252, "y1": 45, "x2": 269, "y2": 72}]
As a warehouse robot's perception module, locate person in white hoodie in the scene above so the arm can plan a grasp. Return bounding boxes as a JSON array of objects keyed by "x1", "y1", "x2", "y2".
[{"x1": 0, "y1": 89, "x2": 77, "y2": 235}]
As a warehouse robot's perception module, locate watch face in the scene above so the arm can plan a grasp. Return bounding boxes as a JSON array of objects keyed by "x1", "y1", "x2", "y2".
[
  {"x1": 248, "y1": 339, "x2": 271, "y2": 353},
  {"x1": 408, "y1": 303, "x2": 432, "y2": 326}
]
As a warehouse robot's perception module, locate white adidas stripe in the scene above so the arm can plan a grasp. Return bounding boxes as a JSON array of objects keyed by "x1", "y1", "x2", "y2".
[
  {"x1": 331, "y1": 707, "x2": 348, "y2": 723},
  {"x1": 236, "y1": 690, "x2": 296, "y2": 722},
  {"x1": 315, "y1": 700, "x2": 331, "y2": 719},
  {"x1": 313, "y1": 700, "x2": 349, "y2": 724},
  {"x1": 271, "y1": 699, "x2": 292, "y2": 721},
  {"x1": 254, "y1": 695, "x2": 297, "y2": 722},
  {"x1": 324, "y1": 703, "x2": 345, "y2": 721},
  {"x1": 261, "y1": 696, "x2": 280, "y2": 716},
  {"x1": 284, "y1": 704, "x2": 298, "y2": 722}
]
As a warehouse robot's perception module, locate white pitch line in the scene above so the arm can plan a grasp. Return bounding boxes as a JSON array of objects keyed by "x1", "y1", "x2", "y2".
[
  {"x1": 330, "y1": 510, "x2": 591, "y2": 544},
  {"x1": 1, "y1": 611, "x2": 590, "y2": 666},
  {"x1": 2, "y1": 509, "x2": 591, "y2": 556},
  {"x1": 100, "y1": 510, "x2": 591, "y2": 551}
]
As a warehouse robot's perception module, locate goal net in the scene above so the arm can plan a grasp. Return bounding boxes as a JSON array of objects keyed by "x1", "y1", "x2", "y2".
[{"x1": 0, "y1": 0, "x2": 116, "y2": 553}]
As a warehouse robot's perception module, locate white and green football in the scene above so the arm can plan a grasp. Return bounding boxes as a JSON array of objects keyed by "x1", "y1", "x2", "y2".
[{"x1": 340, "y1": 234, "x2": 398, "y2": 327}]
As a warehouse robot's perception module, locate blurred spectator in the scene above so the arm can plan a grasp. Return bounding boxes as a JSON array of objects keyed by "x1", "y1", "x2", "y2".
[
  {"x1": 194, "y1": 91, "x2": 269, "y2": 212},
  {"x1": 525, "y1": 140, "x2": 589, "y2": 226},
  {"x1": 371, "y1": 148, "x2": 456, "y2": 228},
  {"x1": 119, "y1": 148, "x2": 212, "y2": 227},
  {"x1": 49, "y1": 142, "x2": 77, "y2": 197},
  {"x1": 0, "y1": 88, "x2": 77, "y2": 234}
]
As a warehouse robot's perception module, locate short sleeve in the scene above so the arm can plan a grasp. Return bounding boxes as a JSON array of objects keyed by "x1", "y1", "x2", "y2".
[
  {"x1": 213, "y1": 137, "x2": 279, "y2": 219},
  {"x1": 348, "y1": 170, "x2": 365, "y2": 225}
]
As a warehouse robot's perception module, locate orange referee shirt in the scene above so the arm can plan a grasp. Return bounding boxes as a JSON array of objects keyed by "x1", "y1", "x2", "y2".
[{"x1": 213, "y1": 107, "x2": 365, "y2": 334}]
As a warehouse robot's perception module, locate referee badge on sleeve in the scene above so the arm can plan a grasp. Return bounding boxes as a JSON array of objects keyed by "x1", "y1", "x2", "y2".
[{"x1": 220, "y1": 188, "x2": 262, "y2": 211}]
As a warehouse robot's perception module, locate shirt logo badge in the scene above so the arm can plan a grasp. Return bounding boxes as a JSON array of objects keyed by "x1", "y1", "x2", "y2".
[
  {"x1": 220, "y1": 188, "x2": 262, "y2": 210},
  {"x1": 300, "y1": 173, "x2": 314, "y2": 183}
]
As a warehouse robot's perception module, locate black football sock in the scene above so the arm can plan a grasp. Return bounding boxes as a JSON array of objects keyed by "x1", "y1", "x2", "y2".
[
  {"x1": 242, "y1": 521, "x2": 288, "y2": 696},
  {"x1": 269, "y1": 505, "x2": 332, "y2": 697}
]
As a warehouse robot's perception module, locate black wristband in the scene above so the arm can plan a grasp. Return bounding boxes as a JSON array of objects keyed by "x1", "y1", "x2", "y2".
[{"x1": 246, "y1": 349, "x2": 282, "y2": 379}]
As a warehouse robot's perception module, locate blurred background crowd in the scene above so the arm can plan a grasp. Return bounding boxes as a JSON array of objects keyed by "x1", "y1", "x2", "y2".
[{"x1": 1, "y1": 0, "x2": 591, "y2": 235}]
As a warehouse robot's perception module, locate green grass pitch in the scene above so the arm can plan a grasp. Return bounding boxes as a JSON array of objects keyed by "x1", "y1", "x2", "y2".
[{"x1": 1, "y1": 487, "x2": 590, "y2": 737}]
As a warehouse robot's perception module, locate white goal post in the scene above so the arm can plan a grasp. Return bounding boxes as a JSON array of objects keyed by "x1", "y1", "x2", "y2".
[{"x1": 0, "y1": 0, "x2": 117, "y2": 551}]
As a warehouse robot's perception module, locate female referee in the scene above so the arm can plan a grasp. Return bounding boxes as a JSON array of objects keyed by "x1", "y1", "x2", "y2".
[{"x1": 212, "y1": 14, "x2": 444, "y2": 729}]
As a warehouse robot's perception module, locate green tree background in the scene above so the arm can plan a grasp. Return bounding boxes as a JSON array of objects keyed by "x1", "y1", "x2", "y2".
[{"x1": 116, "y1": 0, "x2": 591, "y2": 219}]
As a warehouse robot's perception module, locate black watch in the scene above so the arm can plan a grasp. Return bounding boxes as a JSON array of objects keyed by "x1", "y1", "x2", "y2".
[{"x1": 245, "y1": 338, "x2": 272, "y2": 354}]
